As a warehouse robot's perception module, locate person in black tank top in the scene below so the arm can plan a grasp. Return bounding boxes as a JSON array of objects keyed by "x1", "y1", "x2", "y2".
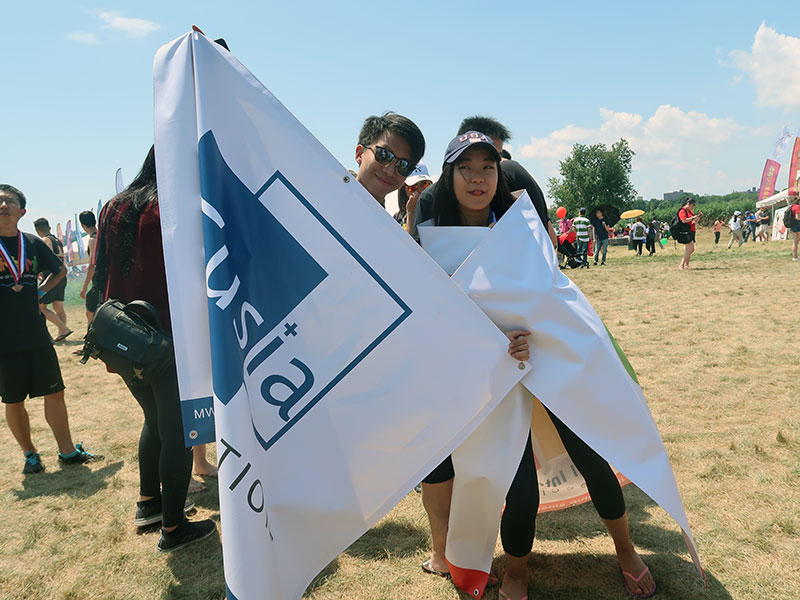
[{"x1": 33, "y1": 218, "x2": 71, "y2": 341}]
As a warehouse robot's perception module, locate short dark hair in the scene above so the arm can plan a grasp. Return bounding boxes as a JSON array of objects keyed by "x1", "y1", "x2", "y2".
[
  {"x1": 79, "y1": 210, "x2": 96, "y2": 228},
  {"x1": 457, "y1": 116, "x2": 511, "y2": 142},
  {"x1": 0, "y1": 184, "x2": 26, "y2": 208},
  {"x1": 432, "y1": 154, "x2": 514, "y2": 226},
  {"x1": 357, "y1": 111, "x2": 425, "y2": 166},
  {"x1": 33, "y1": 217, "x2": 51, "y2": 231}
]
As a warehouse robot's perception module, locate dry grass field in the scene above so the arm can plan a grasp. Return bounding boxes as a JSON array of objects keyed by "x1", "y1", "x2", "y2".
[{"x1": 1, "y1": 229, "x2": 797, "y2": 600}]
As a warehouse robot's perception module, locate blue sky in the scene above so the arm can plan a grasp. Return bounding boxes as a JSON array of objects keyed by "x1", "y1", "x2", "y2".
[{"x1": 2, "y1": 2, "x2": 799, "y2": 232}]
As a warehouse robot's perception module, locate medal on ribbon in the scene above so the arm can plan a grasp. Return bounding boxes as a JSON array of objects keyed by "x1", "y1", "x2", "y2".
[{"x1": 0, "y1": 232, "x2": 26, "y2": 292}]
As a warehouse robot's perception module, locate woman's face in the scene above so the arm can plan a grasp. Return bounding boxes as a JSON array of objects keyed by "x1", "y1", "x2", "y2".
[{"x1": 452, "y1": 146, "x2": 498, "y2": 214}]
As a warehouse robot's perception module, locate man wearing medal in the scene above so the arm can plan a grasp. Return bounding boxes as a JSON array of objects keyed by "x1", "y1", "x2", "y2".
[{"x1": 0, "y1": 184, "x2": 102, "y2": 474}]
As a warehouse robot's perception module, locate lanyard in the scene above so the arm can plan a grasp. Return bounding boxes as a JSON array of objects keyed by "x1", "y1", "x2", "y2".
[{"x1": 0, "y1": 232, "x2": 25, "y2": 283}]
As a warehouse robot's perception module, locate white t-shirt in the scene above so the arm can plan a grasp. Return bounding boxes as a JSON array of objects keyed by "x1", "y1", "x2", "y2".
[
  {"x1": 729, "y1": 217, "x2": 742, "y2": 231},
  {"x1": 631, "y1": 222, "x2": 646, "y2": 240}
]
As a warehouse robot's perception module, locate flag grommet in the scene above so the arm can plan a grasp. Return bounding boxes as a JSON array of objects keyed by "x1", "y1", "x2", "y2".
[
  {"x1": 518, "y1": 362, "x2": 526, "y2": 370},
  {"x1": 343, "y1": 175, "x2": 351, "y2": 183}
]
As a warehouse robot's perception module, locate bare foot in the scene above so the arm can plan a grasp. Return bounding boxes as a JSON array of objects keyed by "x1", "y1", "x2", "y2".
[
  {"x1": 499, "y1": 572, "x2": 528, "y2": 600},
  {"x1": 618, "y1": 548, "x2": 655, "y2": 597},
  {"x1": 193, "y1": 463, "x2": 218, "y2": 477}
]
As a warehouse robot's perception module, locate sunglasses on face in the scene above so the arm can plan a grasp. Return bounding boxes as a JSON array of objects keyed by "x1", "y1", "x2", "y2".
[
  {"x1": 407, "y1": 180, "x2": 432, "y2": 195},
  {"x1": 365, "y1": 145, "x2": 415, "y2": 177}
]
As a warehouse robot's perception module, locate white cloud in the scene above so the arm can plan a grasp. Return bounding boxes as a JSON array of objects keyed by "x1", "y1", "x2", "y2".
[
  {"x1": 518, "y1": 105, "x2": 738, "y2": 162},
  {"x1": 729, "y1": 23, "x2": 800, "y2": 110},
  {"x1": 515, "y1": 106, "x2": 766, "y2": 199},
  {"x1": 66, "y1": 32, "x2": 99, "y2": 45},
  {"x1": 95, "y1": 11, "x2": 161, "y2": 37}
]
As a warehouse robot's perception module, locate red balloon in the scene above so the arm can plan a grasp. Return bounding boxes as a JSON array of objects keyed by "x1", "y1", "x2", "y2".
[{"x1": 556, "y1": 206, "x2": 567, "y2": 219}]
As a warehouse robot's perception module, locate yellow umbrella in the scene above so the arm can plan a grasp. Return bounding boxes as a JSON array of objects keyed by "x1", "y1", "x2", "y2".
[{"x1": 619, "y1": 209, "x2": 645, "y2": 219}]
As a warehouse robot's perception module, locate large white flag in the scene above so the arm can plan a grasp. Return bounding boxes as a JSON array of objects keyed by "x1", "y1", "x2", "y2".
[
  {"x1": 153, "y1": 31, "x2": 530, "y2": 600},
  {"x1": 423, "y1": 194, "x2": 703, "y2": 596}
]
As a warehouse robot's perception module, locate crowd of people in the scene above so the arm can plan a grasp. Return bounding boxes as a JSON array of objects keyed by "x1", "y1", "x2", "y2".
[
  {"x1": 553, "y1": 195, "x2": 798, "y2": 271},
  {"x1": 6, "y1": 108, "x2": 799, "y2": 598},
  {"x1": 1, "y1": 112, "x2": 661, "y2": 599}
]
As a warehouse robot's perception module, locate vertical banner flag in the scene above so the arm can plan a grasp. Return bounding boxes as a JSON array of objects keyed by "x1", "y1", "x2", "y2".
[
  {"x1": 115, "y1": 168, "x2": 125, "y2": 196},
  {"x1": 75, "y1": 212, "x2": 86, "y2": 259},
  {"x1": 770, "y1": 126, "x2": 793, "y2": 161},
  {"x1": 56, "y1": 223, "x2": 63, "y2": 247},
  {"x1": 788, "y1": 137, "x2": 800, "y2": 197},
  {"x1": 757, "y1": 159, "x2": 781, "y2": 203},
  {"x1": 64, "y1": 220, "x2": 74, "y2": 264},
  {"x1": 422, "y1": 195, "x2": 703, "y2": 596},
  {"x1": 154, "y1": 31, "x2": 530, "y2": 600}
]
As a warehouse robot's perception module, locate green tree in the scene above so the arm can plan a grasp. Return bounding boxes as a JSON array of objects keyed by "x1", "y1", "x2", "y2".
[{"x1": 547, "y1": 139, "x2": 637, "y2": 216}]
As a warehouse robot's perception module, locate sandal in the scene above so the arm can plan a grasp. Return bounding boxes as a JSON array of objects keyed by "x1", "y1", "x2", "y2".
[
  {"x1": 622, "y1": 566, "x2": 657, "y2": 599},
  {"x1": 187, "y1": 478, "x2": 207, "y2": 494},
  {"x1": 53, "y1": 330, "x2": 73, "y2": 343},
  {"x1": 421, "y1": 559, "x2": 450, "y2": 580}
]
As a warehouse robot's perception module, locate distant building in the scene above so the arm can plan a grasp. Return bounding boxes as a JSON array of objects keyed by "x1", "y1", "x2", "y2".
[{"x1": 663, "y1": 189, "x2": 685, "y2": 202}]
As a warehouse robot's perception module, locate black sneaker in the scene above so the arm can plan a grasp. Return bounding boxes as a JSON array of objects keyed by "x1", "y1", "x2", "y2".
[
  {"x1": 135, "y1": 497, "x2": 196, "y2": 527},
  {"x1": 58, "y1": 443, "x2": 104, "y2": 465},
  {"x1": 157, "y1": 519, "x2": 216, "y2": 553},
  {"x1": 23, "y1": 451, "x2": 44, "y2": 474}
]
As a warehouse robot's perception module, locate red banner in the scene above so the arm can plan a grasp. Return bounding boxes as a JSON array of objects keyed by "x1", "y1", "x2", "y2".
[
  {"x1": 788, "y1": 138, "x2": 800, "y2": 197},
  {"x1": 757, "y1": 159, "x2": 781, "y2": 202}
]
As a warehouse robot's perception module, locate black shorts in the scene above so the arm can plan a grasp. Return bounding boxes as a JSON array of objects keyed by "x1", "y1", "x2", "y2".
[
  {"x1": 85, "y1": 286, "x2": 100, "y2": 313},
  {"x1": 39, "y1": 277, "x2": 67, "y2": 305},
  {"x1": 0, "y1": 346, "x2": 65, "y2": 404},
  {"x1": 422, "y1": 455, "x2": 454, "y2": 484}
]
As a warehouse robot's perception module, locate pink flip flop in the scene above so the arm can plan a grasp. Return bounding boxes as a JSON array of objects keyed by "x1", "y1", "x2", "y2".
[
  {"x1": 498, "y1": 589, "x2": 527, "y2": 600},
  {"x1": 622, "y1": 566, "x2": 657, "y2": 599}
]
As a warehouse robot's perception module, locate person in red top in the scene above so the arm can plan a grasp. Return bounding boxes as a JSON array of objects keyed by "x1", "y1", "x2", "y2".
[
  {"x1": 677, "y1": 198, "x2": 702, "y2": 270},
  {"x1": 94, "y1": 146, "x2": 216, "y2": 552},
  {"x1": 791, "y1": 195, "x2": 800, "y2": 261}
]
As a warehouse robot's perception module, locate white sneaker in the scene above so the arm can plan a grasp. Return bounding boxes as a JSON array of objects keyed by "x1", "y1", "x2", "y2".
[{"x1": 793, "y1": 257, "x2": 800, "y2": 261}]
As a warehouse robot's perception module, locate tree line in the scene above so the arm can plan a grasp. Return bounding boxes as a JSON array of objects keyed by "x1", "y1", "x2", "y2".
[{"x1": 546, "y1": 139, "x2": 760, "y2": 227}]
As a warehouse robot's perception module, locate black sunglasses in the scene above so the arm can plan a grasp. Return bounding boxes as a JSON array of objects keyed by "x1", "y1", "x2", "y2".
[{"x1": 365, "y1": 145, "x2": 415, "y2": 177}]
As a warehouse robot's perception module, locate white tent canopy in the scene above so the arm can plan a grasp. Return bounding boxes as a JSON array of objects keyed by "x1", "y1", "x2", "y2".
[{"x1": 756, "y1": 188, "x2": 791, "y2": 209}]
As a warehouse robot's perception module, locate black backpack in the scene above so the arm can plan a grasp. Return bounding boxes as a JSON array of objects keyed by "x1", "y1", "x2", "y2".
[
  {"x1": 671, "y1": 211, "x2": 691, "y2": 243},
  {"x1": 783, "y1": 205, "x2": 797, "y2": 229}
]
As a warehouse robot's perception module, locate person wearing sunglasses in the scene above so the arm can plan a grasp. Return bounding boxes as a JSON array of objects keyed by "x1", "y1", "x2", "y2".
[
  {"x1": 395, "y1": 163, "x2": 433, "y2": 231},
  {"x1": 354, "y1": 111, "x2": 425, "y2": 206},
  {"x1": 412, "y1": 116, "x2": 556, "y2": 248}
]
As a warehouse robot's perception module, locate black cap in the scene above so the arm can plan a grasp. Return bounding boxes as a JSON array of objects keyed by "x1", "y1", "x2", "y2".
[{"x1": 443, "y1": 131, "x2": 501, "y2": 165}]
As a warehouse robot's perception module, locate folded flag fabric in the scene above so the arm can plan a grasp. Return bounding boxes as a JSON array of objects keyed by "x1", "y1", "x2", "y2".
[
  {"x1": 153, "y1": 31, "x2": 531, "y2": 600},
  {"x1": 423, "y1": 193, "x2": 703, "y2": 597}
]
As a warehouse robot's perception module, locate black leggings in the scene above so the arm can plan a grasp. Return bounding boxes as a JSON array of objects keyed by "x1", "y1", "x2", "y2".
[
  {"x1": 122, "y1": 357, "x2": 193, "y2": 528},
  {"x1": 501, "y1": 408, "x2": 625, "y2": 557}
]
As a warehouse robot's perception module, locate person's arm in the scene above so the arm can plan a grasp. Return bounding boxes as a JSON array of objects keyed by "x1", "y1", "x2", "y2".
[
  {"x1": 80, "y1": 263, "x2": 95, "y2": 299},
  {"x1": 405, "y1": 188, "x2": 420, "y2": 238},
  {"x1": 547, "y1": 221, "x2": 557, "y2": 248},
  {"x1": 38, "y1": 264, "x2": 65, "y2": 296}
]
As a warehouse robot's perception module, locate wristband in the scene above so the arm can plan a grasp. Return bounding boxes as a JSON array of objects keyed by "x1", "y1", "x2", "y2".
[{"x1": 38, "y1": 289, "x2": 46, "y2": 297}]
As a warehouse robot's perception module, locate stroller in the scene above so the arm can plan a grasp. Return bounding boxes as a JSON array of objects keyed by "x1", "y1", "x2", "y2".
[{"x1": 557, "y1": 232, "x2": 584, "y2": 269}]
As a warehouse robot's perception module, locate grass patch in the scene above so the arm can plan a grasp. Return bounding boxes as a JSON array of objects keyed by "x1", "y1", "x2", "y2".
[{"x1": 1, "y1": 229, "x2": 798, "y2": 598}]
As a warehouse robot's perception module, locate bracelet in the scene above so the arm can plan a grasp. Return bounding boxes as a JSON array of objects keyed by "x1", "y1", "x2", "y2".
[{"x1": 38, "y1": 289, "x2": 46, "y2": 297}]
